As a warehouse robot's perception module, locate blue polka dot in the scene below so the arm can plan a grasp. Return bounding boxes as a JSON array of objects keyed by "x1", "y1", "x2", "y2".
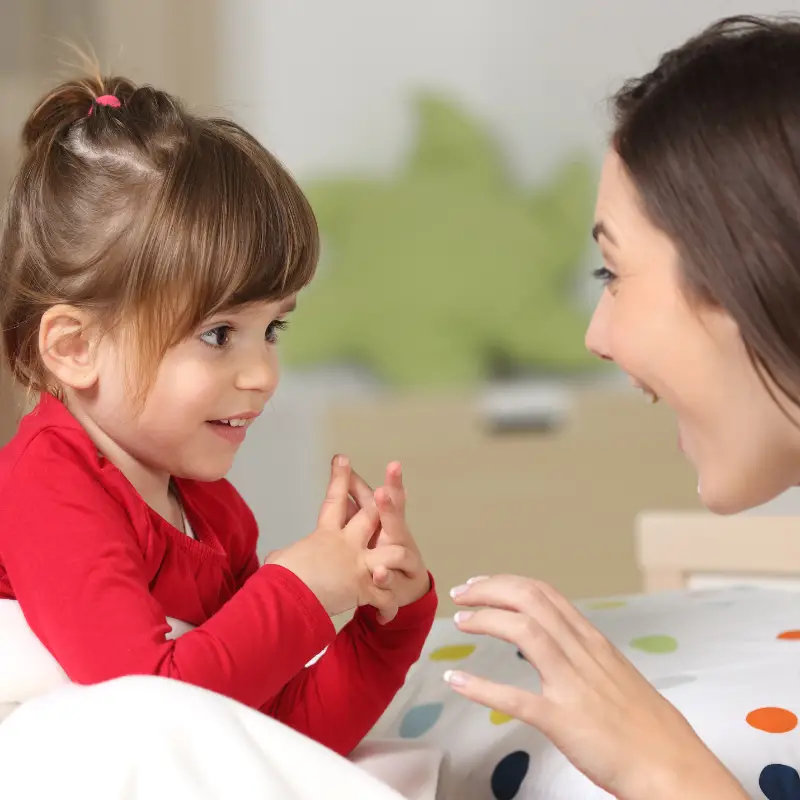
[
  {"x1": 399, "y1": 703, "x2": 443, "y2": 738},
  {"x1": 760, "y1": 764, "x2": 800, "y2": 799},
  {"x1": 490, "y1": 750, "x2": 530, "y2": 799}
]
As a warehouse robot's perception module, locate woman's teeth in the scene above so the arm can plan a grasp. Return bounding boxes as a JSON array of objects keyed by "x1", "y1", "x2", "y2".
[{"x1": 215, "y1": 419, "x2": 248, "y2": 427}]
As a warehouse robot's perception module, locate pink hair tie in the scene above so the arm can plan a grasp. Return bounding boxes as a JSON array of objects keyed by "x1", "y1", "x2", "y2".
[{"x1": 88, "y1": 95, "x2": 121, "y2": 116}]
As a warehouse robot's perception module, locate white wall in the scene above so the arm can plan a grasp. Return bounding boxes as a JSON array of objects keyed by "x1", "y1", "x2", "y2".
[
  {"x1": 220, "y1": 0, "x2": 800, "y2": 185},
  {"x1": 219, "y1": 0, "x2": 800, "y2": 549},
  {"x1": 747, "y1": 487, "x2": 800, "y2": 515}
]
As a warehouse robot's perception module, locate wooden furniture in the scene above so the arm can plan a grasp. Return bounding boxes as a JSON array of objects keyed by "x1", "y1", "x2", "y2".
[
  {"x1": 325, "y1": 386, "x2": 704, "y2": 615},
  {"x1": 636, "y1": 512, "x2": 800, "y2": 592}
]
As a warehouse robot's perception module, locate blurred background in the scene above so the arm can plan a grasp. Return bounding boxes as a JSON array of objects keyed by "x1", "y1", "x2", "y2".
[{"x1": 2, "y1": 0, "x2": 799, "y2": 611}]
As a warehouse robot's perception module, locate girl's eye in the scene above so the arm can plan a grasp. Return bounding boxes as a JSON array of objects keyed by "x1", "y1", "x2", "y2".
[
  {"x1": 266, "y1": 319, "x2": 289, "y2": 345},
  {"x1": 200, "y1": 325, "x2": 232, "y2": 348},
  {"x1": 592, "y1": 266, "x2": 618, "y2": 286}
]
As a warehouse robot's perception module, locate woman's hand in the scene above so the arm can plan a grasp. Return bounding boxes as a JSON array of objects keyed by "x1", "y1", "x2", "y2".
[{"x1": 446, "y1": 575, "x2": 748, "y2": 800}]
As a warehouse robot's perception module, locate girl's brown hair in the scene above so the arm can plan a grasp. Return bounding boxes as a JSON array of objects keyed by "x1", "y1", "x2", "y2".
[
  {"x1": 611, "y1": 15, "x2": 800, "y2": 411},
  {"x1": 0, "y1": 69, "x2": 318, "y2": 398}
]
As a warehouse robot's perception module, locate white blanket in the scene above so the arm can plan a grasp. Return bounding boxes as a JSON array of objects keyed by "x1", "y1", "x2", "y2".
[
  {"x1": 0, "y1": 676, "x2": 439, "y2": 800},
  {"x1": 0, "y1": 600, "x2": 443, "y2": 799}
]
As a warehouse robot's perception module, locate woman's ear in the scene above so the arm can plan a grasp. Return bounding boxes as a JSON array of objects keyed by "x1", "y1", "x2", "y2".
[{"x1": 38, "y1": 305, "x2": 101, "y2": 390}]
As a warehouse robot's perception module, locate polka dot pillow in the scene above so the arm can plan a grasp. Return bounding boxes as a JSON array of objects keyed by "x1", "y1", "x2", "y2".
[{"x1": 369, "y1": 587, "x2": 800, "y2": 799}]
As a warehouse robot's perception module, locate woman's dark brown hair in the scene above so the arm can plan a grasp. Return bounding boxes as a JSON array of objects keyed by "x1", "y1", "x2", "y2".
[
  {"x1": 612, "y1": 14, "x2": 800, "y2": 409},
  {"x1": 0, "y1": 66, "x2": 318, "y2": 399}
]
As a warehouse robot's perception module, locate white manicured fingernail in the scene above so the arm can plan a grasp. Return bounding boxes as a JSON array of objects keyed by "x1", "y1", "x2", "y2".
[
  {"x1": 450, "y1": 584, "x2": 469, "y2": 598},
  {"x1": 454, "y1": 611, "x2": 473, "y2": 624},
  {"x1": 443, "y1": 670, "x2": 468, "y2": 687},
  {"x1": 467, "y1": 575, "x2": 489, "y2": 585}
]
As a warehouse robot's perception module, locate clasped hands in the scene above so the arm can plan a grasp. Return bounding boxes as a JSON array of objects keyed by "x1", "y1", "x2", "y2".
[{"x1": 266, "y1": 455, "x2": 430, "y2": 623}]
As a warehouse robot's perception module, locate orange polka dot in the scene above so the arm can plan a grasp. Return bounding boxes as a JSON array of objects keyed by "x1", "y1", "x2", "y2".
[
  {"x1": 746, "y1": 707, "x2": 798, "y2": 734},
  {"x1": 777, "y1": 630, "x2": 800, "y2": 640}
]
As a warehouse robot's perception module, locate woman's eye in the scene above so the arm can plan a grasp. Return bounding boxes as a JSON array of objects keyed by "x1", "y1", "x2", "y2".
[
  {"x1": 266, "y1": 319, "x2": 289, "y2": 344},
  {"x1": 592, "y1": 266, "x2": 618, "y2": 286},
  {"x1": 200, "y1": 325, "x2": 232, "y2": 348}
]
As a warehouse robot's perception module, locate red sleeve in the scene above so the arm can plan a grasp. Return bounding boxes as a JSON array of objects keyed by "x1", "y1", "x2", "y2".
[
  {"x1": 262, "y1": 576, "x2": 438, "y2": 755},
  {"x1": 0, "y1": 435, "x2": 335, "y2": 710},
  {"x1": 221, "y1": 486, "x2": 260, "y2": 587}
]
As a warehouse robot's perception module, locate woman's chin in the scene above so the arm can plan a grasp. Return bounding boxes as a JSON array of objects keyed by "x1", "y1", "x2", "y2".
[
  {"x1": 697, "y1": 470, "x2": 790, "y2": 515},
  {"x1": 697, "y1": 486, "x2": 745, "y2": 515}
]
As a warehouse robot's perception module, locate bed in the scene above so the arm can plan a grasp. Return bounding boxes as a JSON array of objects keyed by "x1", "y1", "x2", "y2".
[
  {"x1": 1, "y1": 513, "x2": 799, "y2": 799},
  {"x1": 363, "y1": 512, "x2": 800, "y2": 799}
]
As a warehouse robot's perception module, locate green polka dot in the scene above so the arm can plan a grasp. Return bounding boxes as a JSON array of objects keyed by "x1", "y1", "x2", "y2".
[
  {"x1": 587, "y1": 600, "x2": 627, "y2": 610},
  {"x1": 630, "y1": 635, "x2": 678, "y2": 654},
  {"x1": 429, "y1": 644, "x2": 476, "y2": 662}
]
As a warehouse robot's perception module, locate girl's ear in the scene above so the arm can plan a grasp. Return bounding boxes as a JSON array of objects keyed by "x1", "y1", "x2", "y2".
[{"x1": 38, "y1": 305, "x2": 101, "y2": 390}]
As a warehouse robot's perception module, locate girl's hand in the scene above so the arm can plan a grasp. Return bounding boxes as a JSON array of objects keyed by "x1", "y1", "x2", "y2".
[
  {"x1": 267, "y1": 456, "x2": 400, "y2": 622},
  {"x1": 446, "y1": 575, "x2": 748, "y2": 800},
  {"x1": 349, "y1": 463, "x2": 431, "y2": 607}
]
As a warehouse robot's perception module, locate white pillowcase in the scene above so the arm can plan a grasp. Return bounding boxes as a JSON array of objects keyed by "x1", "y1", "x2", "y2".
[{"x1": 0, "y1": 599, "x2": 194, "y2": 721}]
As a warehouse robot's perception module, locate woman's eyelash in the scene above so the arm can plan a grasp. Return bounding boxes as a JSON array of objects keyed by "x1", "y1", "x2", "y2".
[{"x1": 592, "y1": 266, "x2": 617, "y2": 285}]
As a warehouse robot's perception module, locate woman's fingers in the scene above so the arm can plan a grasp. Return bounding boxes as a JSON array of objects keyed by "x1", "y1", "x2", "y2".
[
  {"x1": 445, "y1": 575, "x2": 747, "y2": 798},
  {"x1": 452, "y1": 575, "x2": 597, "y2": 672},
  {"x1": 444, "y1": 669, "x2": 555, "y2": 732},
  {"x1": 451, "y1": 575, "x2": 554, "y2": 615},
  {"x1": 454, "y1": 607, "x2": 569, "y2": 678}
]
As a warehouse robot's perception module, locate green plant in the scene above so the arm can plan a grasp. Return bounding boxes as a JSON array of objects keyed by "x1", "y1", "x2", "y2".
[{"x1": 283, "y1": 92, "x2": 599, "y2": 385}]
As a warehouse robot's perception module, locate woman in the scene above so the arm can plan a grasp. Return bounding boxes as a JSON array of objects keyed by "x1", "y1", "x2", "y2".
[{"x1": 446, "y1": 13, "x2": 800, "y2": 800}]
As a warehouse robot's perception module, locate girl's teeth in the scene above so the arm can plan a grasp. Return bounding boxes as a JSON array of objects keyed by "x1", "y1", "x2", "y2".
[{"x1": 218, "y1": 419, "x2": 248, "y2": 427}]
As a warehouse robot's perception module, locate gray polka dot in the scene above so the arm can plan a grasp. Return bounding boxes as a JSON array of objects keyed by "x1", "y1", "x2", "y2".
[{"x1": 652, "y1": 674, "x2": 697, "y2": 691}]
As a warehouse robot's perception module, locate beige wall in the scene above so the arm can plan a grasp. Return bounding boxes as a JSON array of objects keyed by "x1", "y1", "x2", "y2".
[
  {"x1": 326, "y1": 388, "x2": 704, "y2": 615},
  {"x1": 1, "y1": 0, "x2": 219, "y2": 163},
  {"x1": 0, "y1": 0, "x2": 221, "y2": 441}
]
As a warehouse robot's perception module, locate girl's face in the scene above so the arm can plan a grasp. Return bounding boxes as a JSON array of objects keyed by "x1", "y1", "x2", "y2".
[
  {"x1": 586, "y1": 150, "x2": 800, "y2": 513},
  {"x1": 86, "y1": 297, "x2": 295, "y2": 485}
]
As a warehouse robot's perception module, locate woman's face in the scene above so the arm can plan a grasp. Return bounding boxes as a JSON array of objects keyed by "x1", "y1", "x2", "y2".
[{"x1": 586, "y1": 149, "x2": 800, "y2": 513}]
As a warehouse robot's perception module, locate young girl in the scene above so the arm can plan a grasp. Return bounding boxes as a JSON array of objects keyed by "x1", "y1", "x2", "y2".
[{"x1": 0, "y1": 71, "x2": 437, "y2": 758}]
